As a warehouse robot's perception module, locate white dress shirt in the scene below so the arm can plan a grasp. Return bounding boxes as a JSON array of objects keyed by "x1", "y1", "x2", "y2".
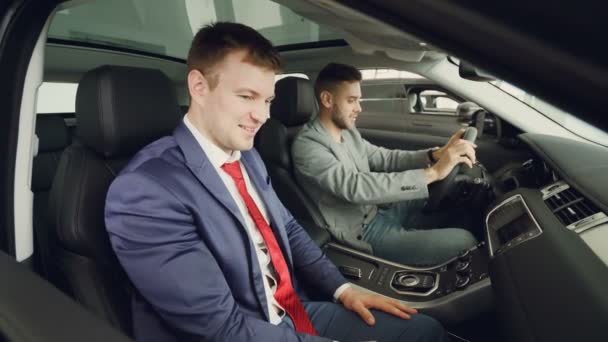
[{"x1": 183, "y1": 116, "x2": 349, "y2": 326}]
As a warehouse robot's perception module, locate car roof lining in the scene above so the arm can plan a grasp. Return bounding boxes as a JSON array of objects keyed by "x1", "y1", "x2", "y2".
[{"x1": 275, "y1": 0, "x2": 444, "y2": 62}]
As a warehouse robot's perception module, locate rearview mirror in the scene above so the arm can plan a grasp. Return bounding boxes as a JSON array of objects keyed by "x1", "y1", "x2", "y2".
[{"x1": 459, "y1": 61, "x2": 496, "y2": 81}]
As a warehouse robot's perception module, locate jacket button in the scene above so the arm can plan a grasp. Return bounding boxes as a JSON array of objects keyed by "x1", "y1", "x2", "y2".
[
  {"x1": 363, "y1": 214, "x2": 368, "y2": 219},
  {"x1": 357, "y1": 235, "x2": 362, "y2": 240}
]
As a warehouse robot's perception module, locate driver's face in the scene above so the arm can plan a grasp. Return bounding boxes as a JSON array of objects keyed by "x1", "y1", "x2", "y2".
[{"x1": 330, "y1": 81, "x2": 362, "y2": 130}]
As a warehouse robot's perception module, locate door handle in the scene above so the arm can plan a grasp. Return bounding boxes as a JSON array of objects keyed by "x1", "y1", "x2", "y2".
[{"x1": 412, "y1": 123, "x2": 433, "y2": 127}]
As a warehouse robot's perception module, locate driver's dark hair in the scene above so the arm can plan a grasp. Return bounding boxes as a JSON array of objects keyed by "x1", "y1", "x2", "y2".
[
  {"x1": 187, "y1": 22, "x2": 282, "y2": 89},
  {"x1": 314, "y1": 63, "x2": 362, "y2": 100}
]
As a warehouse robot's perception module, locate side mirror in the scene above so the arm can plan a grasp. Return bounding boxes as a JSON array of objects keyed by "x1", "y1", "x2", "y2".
[{"x1": 459, "y1": 61, "x2": 496, "y2": 81}]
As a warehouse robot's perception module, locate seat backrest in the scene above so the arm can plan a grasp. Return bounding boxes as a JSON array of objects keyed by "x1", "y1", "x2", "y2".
[
  {"x1": 456, "y1": 101, "x2": 482, "y2": 126},
  {"x1": 31, "y1": 115, "x2": 71, "y2": 280},
  {"x1": 48, "y1": 65, "x2": 181, "y2": 335},
  {"x1": 255, "y1": 77, "x2": 329, "y2": 243},
  {"x1": 32, "y1": 115, "x2": 71, "y2": 194}
]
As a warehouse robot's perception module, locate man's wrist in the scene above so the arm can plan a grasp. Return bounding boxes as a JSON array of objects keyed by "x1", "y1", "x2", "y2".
[
  {"x1": 333, "y1": 283, "x2": 351, "y2": 302},
  {"x1": 427, "y1": 147, "x2": 440, "y2": 163}
]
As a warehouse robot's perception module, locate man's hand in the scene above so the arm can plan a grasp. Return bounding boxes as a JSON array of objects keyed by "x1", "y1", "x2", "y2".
[
  {"x1": 338, "y1": 287, "x2": 418, "y2": 325},
  {"x1": 425, "y1": 128, "x2": 477, "y2": 184}
]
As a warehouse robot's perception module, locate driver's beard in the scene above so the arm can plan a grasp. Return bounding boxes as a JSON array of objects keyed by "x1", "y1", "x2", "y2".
[{"x1": 331, "y1": 106, "x2": 350, "y2": 130}]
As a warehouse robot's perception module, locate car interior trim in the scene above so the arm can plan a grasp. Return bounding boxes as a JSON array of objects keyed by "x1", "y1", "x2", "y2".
[
  {"x1": 485, "y1": 194, "x2": 544, "y2": 258},
  {"x1": 12, "y1": 6, "x2": 55, "y2": 262}
]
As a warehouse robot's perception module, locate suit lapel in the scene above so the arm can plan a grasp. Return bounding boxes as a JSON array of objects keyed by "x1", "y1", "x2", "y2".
[
  {"x1": 343, "y1": 134, "x2": 369, "y2": 172},
  {"x1": 173, "y1": 123, "x2": 249, "y2": 235},
  {"x1": 174, "y1": 123, "x2": 272, "y2": 319},
  {"x1": 311, "y1": 117, "x2": 365, "y2": 172}
]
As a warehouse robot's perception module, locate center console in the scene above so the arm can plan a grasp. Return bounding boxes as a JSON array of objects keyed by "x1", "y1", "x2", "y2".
[
  {"x1": 485, "y1": 194, "x2": 543, "y2": 257},
  {"x1": 325, "y1": 242, "x2": 488, "y2": 300},
  {"x1": 324, "y1": 240, "x2": 492, "y2": 324}
]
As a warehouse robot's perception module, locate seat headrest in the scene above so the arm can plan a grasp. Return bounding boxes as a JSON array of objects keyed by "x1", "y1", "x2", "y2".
[
  {"x1": 270, "y1": 77, "x2": 315, "y2": 127},
  {"x1": 75, "y1": 65, "x2": 181, "y2": 158},
  {"x1": 456, "y1": 101, "x2": 482, "y2": 124},
  {"x1": 35, "y1": 115, "x2": 70, "y2": 152},
  {"x1": 407, "y1": 93, "x2": 418, "y2": 112}
]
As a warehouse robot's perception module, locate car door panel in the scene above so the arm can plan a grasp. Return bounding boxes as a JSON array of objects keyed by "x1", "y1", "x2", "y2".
[
  {"x1": 405, "y1": 86, "x2": 464, "y2": 135},
  {"x1": 0, "y1": 251, "x2": 132, "y2": 342}
]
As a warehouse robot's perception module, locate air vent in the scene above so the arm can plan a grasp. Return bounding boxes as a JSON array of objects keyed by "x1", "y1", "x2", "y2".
[{"x1": 543, "y1": 183, "x2": 606, "y2": 232}]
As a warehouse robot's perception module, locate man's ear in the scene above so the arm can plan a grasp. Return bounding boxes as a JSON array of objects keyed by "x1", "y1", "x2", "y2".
[
  {"x1": 319, "y1": 90, "x2": 333, "y2": 109},
  {"x1": 187, "y1": 69, "x2": 210, "y2": 105}
]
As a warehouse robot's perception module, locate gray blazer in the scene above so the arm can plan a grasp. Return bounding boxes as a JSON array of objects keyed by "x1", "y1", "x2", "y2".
[{"x1": 292, "y1": 117, "x2": 433, "y2": 253}]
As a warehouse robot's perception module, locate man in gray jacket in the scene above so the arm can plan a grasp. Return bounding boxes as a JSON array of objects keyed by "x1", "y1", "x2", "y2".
[{"x1": 292, "y1": 63, "x2": 477, "y2": 266}]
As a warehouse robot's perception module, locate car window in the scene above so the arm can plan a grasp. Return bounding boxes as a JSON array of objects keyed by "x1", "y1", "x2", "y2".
[
  {"x1": 359, "y1": 69, "x2": 424, "y2": 115},
  {"x1": 357, "y1": 69, "x2": 466, "y2": 134},
  {"x1": 36, "y1": 82, "x2": 77, "y2": 114},
  {"x1": 359, "y1": 69, "x2": 463, "y2": 117},
  {"x1": 48, "y1": 0, "x2": 343, "y2": 59},
  {"x1": 360, "y1": 83, "x2": 407, "y2": 115},
  {"x1": 361, "y1": 83, "x2": 406, "y2": 99},
  {"x1": 361, "y1": 69, "x2": 424, "y2": 80},
  {"x1": 359, "y1": 69, "x2": 463, "y2": 116},
  {"x1": 492, "y1": 80, "x2": 608, "y2": 146},
  {"x1": 419, "y1": 90, "x2": 459, "y2": 114}
]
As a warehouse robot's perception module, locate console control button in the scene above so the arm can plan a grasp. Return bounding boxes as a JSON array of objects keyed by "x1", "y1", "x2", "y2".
[
  {"x1": 455, "y1": 260, "x2": 470, "y2": 272},
  {"x1": 397, "y1": 274, "x2": 420, "y2": 287},
  {"x1": 420, "y1": 275, "x2": 435, "y2": 288},
  {"x1": 392, "y1": 272, "x2": 436, "y2": 292},
  {"x1": 455, "y1": 275, "x2": 470, "y2": 289},
  {"x1": 339, "y1": 265, "x2": 362, "y2": 280}
]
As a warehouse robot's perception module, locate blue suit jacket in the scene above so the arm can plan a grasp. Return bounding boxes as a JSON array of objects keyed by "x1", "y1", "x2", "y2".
[{"x1": 105, "y1": 123, "x2": 346, "y2": 341}]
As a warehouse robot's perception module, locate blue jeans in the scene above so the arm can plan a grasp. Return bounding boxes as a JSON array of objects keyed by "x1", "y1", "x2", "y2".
[
  {"x1": 279, "y1": 302, "x2": 448, "y2": 342},
  {"x1": 362, "y1": 199, "x2": 477, "y2": 266}
]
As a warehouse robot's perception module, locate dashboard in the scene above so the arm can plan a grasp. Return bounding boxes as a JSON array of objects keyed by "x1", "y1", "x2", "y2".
[
  {"x1": 489, "y1": 133, "x2": 608, "y2": 262},
  {"x1": 482, "y1": 133, "x2": 608, "y2": 342}
]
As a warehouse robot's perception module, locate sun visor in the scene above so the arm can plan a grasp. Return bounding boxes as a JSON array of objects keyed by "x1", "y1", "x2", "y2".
[{"x1": 342, "y1": 33, "x2": 427, "y2": 62}]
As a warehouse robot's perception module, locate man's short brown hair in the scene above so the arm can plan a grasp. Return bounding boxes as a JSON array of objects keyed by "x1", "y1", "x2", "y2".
[
  {"x1": 187, "y1": 22, "x2": 283, "y2": 88},
  {"x1": 314, "y1": 63, "x2": 362, "y2": 100}
]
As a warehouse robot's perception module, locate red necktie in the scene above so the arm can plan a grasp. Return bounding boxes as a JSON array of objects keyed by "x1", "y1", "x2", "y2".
[{"x1": 221, "y1": 161, "x2": 318, "y2": 335}]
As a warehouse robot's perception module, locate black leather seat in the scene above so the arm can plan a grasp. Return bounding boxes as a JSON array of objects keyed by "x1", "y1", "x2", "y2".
[
  {"x1": 48, "y1": 65, "x2": 181, "y2": 335},
  {"x1": 33, "y1": 115, "x2": 71, "y2": 193},
  {"x1": 255, "y1": 77, "x2": 330, "y2": 246},
  {"x1": 31, "y1": 115, "x2": 71, "y2": 280}
]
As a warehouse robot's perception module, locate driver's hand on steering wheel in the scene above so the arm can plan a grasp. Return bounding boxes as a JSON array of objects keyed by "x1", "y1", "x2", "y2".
[{"x1": 424, "y1": 128, "x2": 477, "y2": 184}]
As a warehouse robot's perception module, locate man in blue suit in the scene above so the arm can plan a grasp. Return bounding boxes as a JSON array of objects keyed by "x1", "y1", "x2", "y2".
[{"x1": 105, "y1": 22, "x2": 447, "y2": 341}]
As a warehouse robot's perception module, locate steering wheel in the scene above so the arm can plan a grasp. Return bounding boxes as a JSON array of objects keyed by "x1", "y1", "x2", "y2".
[{"x1": 425, "y1": 127, "x2": 478, "y2": 212}]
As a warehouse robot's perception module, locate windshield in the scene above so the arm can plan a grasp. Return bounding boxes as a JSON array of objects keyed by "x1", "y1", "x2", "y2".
[
  {"x1": 48, "y1": 0, "x2": 342, "y2": 59},
  {"x1": 491, "y1": 80, "x2": 608, "y2": 146}
]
